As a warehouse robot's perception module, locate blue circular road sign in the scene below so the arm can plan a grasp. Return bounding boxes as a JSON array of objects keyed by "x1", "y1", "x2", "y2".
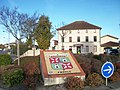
[{"x1": 101, "y1": 61, "x2": 114, "y2": 78}]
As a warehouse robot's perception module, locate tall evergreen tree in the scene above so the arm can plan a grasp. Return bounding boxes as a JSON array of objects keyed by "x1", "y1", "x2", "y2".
[{"x1": 35, "y1": 15, "x2": 53, "y2": 50}]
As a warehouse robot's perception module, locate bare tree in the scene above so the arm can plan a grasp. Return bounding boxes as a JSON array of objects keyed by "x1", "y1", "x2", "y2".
[
  {"x1": 57, "y1": 22, "x2": 71, "y2": 49},
  {"x1": 0, "y1": 6, "x2": 38, "y2": 65},
  {"x1": 21, "y1": 12, "x2": 39, "y2": 47}
]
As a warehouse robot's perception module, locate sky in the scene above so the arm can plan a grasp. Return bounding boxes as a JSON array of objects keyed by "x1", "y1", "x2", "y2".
[{"x1": 0, "y1": 0, "x2": 120, "y2": 44}]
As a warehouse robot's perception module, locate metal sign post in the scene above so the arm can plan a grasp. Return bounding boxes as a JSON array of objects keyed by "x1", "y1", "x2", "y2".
[
  {"x1": 101, "y1": 61, "x2": 114, "y2": 86},
  {"x1": 106, "y1": 78, "x2": 107, "y2": 86}
]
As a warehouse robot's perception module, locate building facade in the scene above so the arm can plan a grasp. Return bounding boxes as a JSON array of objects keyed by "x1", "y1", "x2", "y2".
[
  {"x1": 101, "y1": 35, "x2": 119, "y2": 53},
  {"x1": 56, "y1": 21, "x2": 102, "y2": 54},
  {"x1": 101, "y1": 35, "x2": 119, "y2": 44}
]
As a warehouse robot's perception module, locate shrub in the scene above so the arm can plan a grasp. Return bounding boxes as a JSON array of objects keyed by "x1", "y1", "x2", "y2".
[
  {"x1": 109, "y1": 72, "x2": 120, "y2": 82},
  {"x1": 93, "y1": 55, "x2": 100, "y2": 60},
  {"x1": 80, "y1": 63, "x2": 92, "y2": 76},
  {"x1": 115, "y1": 62, "x2": 120, "y2": 69},
  {"x1": 74, "y1": 54, "x2": 91, "y2": 64},
  {"x1": 0, "y1": 54, "x2": 12, "y2": 66},
  {"x1": 117, "y1": 69, "x2": 120, "y2": 75},
  {"x1": 23, "y1": 61, "x2": 40, "y2": 89},
  {"x1": 23, "y1": 61, "x2": 40, "y2": 75},
  {"x1": 65, "y1": 77, "x2": 84, "y2": 90},
  {"x1": 0, "y1": 66, "x2": 6, "y2": 77},
  {"x1": 1, "y1": 68, "x2": 24, "y2": 87},
  {"x1": 101, "y1": 54, "x2": 119, "y2": 64},
  {"x1": 0, "y1": 65, "x2": 20, "y2": 78},
  {"x1": 86, "y1": 73, "x2": 104, "y2": 87},
  {"x1": 91, "y1": 59, "x2": 102, "y2": 74}
]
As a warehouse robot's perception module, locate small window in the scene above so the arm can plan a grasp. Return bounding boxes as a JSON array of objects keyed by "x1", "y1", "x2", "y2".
[
  {"x1": 62, "y1": 46, "x2": 64, "y2": 50},
  {"x1": 61, "y1": 36, "x2": 64, "y2": 42},
  {"x1": 78, "y1": 30, "x2": 80, "y2": 33},
  {"x1": 94, "y1": 46, "x2": 97, "y2": 52},
  {"x1": 85, "y1": 36, "x2": 89, "y2": 42},
  {"x1": 77, "y1": 37, "x2": 80, "y2": 42},
  {"x1": 94, "y1": 36, "x2": 97, "y2": 42},
  {"x1": 69, "y1": 30, "x2": 71, "y2": 34},
  {"x1": 69, "y1": 37, "x2": 72, "y2": 42}
]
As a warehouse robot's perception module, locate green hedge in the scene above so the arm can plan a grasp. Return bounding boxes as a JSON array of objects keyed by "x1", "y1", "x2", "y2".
[
  {"x1": 2, "y1": 68, "x2": 24, "y2": 87},
  {"x1": 0, "y1": 54, "x2": 12, "y2": 66}
]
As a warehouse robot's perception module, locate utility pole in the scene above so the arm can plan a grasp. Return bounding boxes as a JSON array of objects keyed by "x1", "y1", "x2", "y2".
[
  {"x1": 118, "y1": 41, "x2": 120, "y2": 61},
  {"x1": 118, "y1": 24, "x2": 120, "y2": 61}
]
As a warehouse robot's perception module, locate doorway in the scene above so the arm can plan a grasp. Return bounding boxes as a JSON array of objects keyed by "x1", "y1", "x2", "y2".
[{"x1": 77, "y1": 46, "x2": 81, "y2": 54}]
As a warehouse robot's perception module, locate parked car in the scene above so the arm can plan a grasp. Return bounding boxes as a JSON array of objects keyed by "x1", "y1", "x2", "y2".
[{"x1": 109, "y1": 49, "x2": 119, "y2": 55}]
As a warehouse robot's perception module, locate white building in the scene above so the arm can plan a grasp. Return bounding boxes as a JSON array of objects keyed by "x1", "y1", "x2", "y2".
[
  {"x1": 56, "y1": 21, "x2": 102, "y2": 55},
  {"x1": 101, "y1": 35, "x2": 119, "y2": 53},
  {"x1": 101, "y1": 35, "x2": 119, "y2": 44}
]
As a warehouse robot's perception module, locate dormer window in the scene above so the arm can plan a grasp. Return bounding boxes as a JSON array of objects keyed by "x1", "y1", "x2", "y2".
[
  {"x1": 94, "y1": 29, "x2": 96, "y2": 33},
  {"x1": 86, "y1": 30, "x2": 88, "y2": 33},
  {"x1": 77, "y1": 30, "x2": 80, "y2": 33}
]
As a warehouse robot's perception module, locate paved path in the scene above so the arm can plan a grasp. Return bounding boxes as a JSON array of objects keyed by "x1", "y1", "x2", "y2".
[
  {"x1": 84, "y1": 81, "x2": 120, "y2": 90},
  {"x1": 0, "y1": 81, "x2": 120, "y2": 90}
]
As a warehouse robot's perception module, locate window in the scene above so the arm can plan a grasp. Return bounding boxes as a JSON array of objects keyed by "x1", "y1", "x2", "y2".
[
  {"x1": 77, "y1": 37, "x2": 80, "y2": 42},
  {"x1": 94, "y1": 36, "x2": 97, "y2": 42},
  {"x1": 85, "y1": 36, "x2": 89, "y2": 42},
  {"x1": 69, "y1": 46, "x2": 72, "y2": 52},
  {"x1": 61, "y1": 36, "x2": 64, "y2": 42},
  {"x1": 86, "y1": 46, "x2": 89, "y2": 52},
  {"x1": 69, "y1": 37, "x2": 72, "y2": 42},
  {"x1": 62, "y1": 46, "x2": 64, "y2": 50},
  {"x1": 94, "y1": 46, "x2": 97, "y2": 52},
  {"x1": 78, "y1": 30, "x2": 80, "y2": 33}
]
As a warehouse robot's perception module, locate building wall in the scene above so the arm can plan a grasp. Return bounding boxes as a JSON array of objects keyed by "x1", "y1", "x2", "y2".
[
  {"x1": 101, "y1": 36, "x2": 118, "y2": 44},
  {"x1": 57, "y1": 29, "x2": 101, "y2": 54},
  {"x1": 100, "y1": 36, "x2": 119, "y2": 54}
]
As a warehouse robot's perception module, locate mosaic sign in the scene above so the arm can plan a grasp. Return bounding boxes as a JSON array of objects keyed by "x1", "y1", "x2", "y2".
[{"x1": 43, "y1": 51, "x2": 81, "y2": 75}]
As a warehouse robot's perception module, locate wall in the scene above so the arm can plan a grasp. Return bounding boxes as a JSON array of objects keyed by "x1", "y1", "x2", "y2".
[
  {"x1": 101, "y1": 36, "x2": 118, "y2": 44},
  {"x1": 100, "y1": 35, "x2": 119, "y2": 53}
]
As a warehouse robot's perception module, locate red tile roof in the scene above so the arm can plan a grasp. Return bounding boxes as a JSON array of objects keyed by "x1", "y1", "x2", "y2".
[
  {"x1": 101, "y1": 35, "x2": 118, "y2": 39},
  {"x1": 57, "y1": 21, "x2": 102, "y2": 30},
  {"x1": 101, "y1": 41, "x2": 119, "y2": 47}
]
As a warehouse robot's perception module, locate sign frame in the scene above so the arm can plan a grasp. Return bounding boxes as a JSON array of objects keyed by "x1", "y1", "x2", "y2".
[{"x1": 101, "y1": 61, "x2": 114, "y2": 86}]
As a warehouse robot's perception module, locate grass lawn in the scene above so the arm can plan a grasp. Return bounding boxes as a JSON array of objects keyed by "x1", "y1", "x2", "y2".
[{"x1": 14, "y1": 55, "x2": 40, "y2": 67}]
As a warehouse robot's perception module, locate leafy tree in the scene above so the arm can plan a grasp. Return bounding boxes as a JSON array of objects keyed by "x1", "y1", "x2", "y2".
[{"x1": 35, "y1": 15, "x2": 53, "y2": 50}]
